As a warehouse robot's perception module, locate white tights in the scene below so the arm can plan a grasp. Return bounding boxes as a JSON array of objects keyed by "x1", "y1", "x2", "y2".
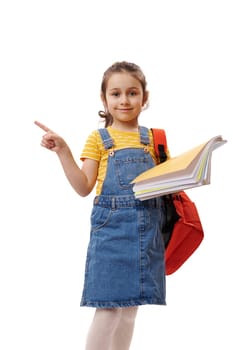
[{"x1": 85, "y1": 306, "x2": 138, "y2": 350}]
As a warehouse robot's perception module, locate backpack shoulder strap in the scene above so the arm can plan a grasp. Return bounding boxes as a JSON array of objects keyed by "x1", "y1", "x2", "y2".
[{"x1": 151, "y1": 128, "x2": 168, "y2": 163}]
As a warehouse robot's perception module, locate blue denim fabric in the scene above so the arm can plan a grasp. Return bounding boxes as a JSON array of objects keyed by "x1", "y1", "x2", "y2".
[{"x1": 80, "y1": 127, "x2": 166, "y2": 308}]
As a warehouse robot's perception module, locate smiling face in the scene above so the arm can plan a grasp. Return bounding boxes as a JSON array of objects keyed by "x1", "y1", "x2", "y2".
[{"x1": 102, "y1": 72, "x2": 148, "y2": 131}]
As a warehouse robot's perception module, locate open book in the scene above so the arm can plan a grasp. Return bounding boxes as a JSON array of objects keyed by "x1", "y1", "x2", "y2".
[{"x1": 132, "y1": 135, "x2": 227, "y2": 200}]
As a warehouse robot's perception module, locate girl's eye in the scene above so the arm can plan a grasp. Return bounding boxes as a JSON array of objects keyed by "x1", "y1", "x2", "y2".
[
  {"x1": 111, "y1": 92, "x2": 120, "y2": 97},
  {"x1": 129, "y1": 91, "x2": 137, "y2": 96}
]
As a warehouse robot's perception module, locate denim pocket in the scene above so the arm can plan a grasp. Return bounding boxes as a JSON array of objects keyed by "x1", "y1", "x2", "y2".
[
  {"x1": 91, "y1": 205, "x2": 112, "y2": 233},
  {"x1": 115, "y1": 156, "x2": 151, "y2": 189}
]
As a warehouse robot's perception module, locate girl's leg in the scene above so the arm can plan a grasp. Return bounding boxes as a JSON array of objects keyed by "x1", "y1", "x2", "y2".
[
  {"x1": 85, "y1": 308, "x2": 122, "y2": 350},
  {"x1": 110, "y1": 306, "x2": 138, "y2": 350}
]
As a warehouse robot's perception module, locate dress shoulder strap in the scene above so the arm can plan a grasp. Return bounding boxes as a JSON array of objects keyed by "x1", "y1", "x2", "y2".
[
  {"x1": 139, "y1": 126, "x2": 150, "y2": 145},
  {"x1": 98, "y1": 128, "x2": 114, "y2": 150}
]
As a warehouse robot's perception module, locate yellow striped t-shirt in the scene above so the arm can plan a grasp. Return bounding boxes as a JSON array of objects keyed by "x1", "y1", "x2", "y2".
[{"x1": 80, "y1": 127, "x2": 163, "y2": 195}]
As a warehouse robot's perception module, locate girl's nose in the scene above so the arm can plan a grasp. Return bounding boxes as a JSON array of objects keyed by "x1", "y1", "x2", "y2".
[{"x1": 120, "y1": 94, "x2": 129, "y2": 104}]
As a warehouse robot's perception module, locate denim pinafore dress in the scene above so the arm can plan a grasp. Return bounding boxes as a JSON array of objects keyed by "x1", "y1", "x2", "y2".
[{"x1": 81, "y1": 126, "x2": 166, "y2": 308}]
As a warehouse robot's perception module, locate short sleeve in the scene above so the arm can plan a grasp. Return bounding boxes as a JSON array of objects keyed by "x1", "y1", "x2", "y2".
[{"x1": 80, "y1": 130, "x2": 101, "y2": 162}]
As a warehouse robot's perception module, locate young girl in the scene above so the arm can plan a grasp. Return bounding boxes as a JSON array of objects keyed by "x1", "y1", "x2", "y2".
[{"x1": 35, "y1": 61, "x2": 168, "y2": 350}]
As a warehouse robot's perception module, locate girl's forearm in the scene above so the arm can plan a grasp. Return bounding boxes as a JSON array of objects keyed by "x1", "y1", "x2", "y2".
[{"x1": 56, "y1": 147, "x2": 91, "y2": 197}]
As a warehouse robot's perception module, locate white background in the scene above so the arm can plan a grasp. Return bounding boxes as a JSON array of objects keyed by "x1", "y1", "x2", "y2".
[{"x1": 0, "y1": 0, "x2": 232, "y2": 349}]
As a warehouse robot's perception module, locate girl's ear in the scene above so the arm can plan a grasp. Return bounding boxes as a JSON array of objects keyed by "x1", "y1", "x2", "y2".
[{"x1": 142, "y1": 91, "x2": 149, "y2": 107}]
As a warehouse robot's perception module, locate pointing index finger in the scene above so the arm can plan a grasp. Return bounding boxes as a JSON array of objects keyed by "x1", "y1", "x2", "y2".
[{"x1": 34, "y1": 120, "x2": 52, "y2": 133}]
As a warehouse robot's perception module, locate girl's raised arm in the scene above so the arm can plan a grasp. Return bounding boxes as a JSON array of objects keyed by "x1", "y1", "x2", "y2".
[{"x1": 34, "y1": 121, "x2": 98, "y2": 196}]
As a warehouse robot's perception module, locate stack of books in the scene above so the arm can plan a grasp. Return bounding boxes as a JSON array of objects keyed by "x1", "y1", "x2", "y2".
[{"x1": 132, "y1": 135, "x2": 227, "y2": 200}]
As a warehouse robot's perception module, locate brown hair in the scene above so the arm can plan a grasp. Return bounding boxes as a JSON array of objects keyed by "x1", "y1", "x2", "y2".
[{"x1": 98, "y1": 61, "x2": 148, "y2": 127}]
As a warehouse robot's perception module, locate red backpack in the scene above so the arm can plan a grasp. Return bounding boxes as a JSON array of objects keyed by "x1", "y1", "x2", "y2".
[{"x1": 151, "y1": 128, "x2": 204, "y2": 275}]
